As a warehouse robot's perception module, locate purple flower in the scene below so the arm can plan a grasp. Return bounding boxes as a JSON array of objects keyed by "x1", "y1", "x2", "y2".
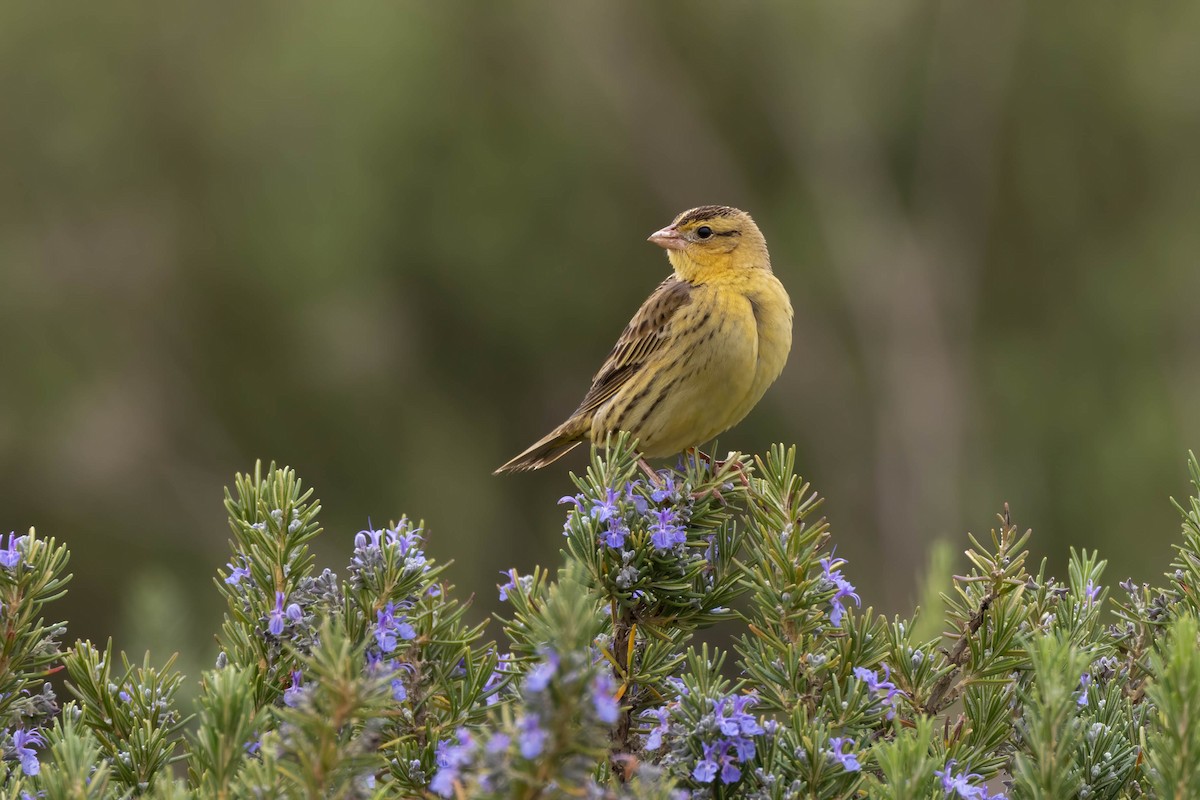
[
  {"x1": 498, "y1": 570, "x2": 519, "y2": 602},
  {"x1": 375, "y1": 602, "x2": 417, "y2": 652},
  {"x1": 558, "y1": 493, "x2": 584, "y2": 510},
  {"x1": 267, "y1": 592, "x2": 303, "y2": 637},
  {"x1": 430, "y1": 729, "x2": 474, "y2": 798},
  {"x1": 820, "y1": 555, "x2": 861, "y2": 627},
  {"x1": 224, "y1": 556, "x2": 251, "y2": 586},
  {"x1": 391, "y1": 676, "x2": 407, "y2": 702},
  {"x1": 10, "y1": 729, "x2": 42, "y2": 776},
  {"x1": 284, "y1": 671, "x2": 304, "y2": 707},
  {"x1": 385, "y1": 522, "x2": 423, "y2": 555},
  {"x1": 486, "y1": 732, "x2": 510, "y2": 755},
  {"x1": 935, "y1": 759, "x2": 992, "y2": 799},
  {"x1": 517, "y1": 714, "x2": 548, "y2": 759},
  {"x1": 694, "y1": 741, "x2": 742, "y2": 785},
  {"x1": 590, "y1": 487, "x2": 621, "y2": 524},
  {"x1": 526, "y1": 651, "x2": 558, "y2": 693},
  {"x1": 591, "y1": 672, "x2": 620, "y2": 724},
  {"x1": 693, "y1": 753, "x2": 719, "y2": 784},
  {"x1": 853, "y1": 664, "x2": 903, "y2": 718},
  {"x1": 1077, "y1": 672, "x2": 1091, "y2": 707},
  {"x1": 625, "y1": 482, "x2": 649, "y2": 515},
  {"x1": 650, "y1": 473, "x2": 677, "y2": 504},
  {"x1": 685, "y1": 693, "x2": 763, "y2": 785},
  {"x1": 352, "y1": 521, "x2": 429, "y2": 576},
  {"x1": 649, "y1": 508, "x2": 687, "y2": 551},
  {"x1": 714, "y1": 694, "x2": 764, "y2": 740},
  {"x1": 1083, "y1": 579, "x2": 1101, "y2": 607},
  {"x1": 483, "y1": 654, "x2": 510, "y2": 706},
  {"x1": 828, "y1": 737, "x2": 861, "y2": 772},
  {"x1": 603, "y1": 519, "x2": 628, "y2": 549},
  {"x1": 643, "y1": 706, "x2": 670, "y2": 751},
  {"x1": 354, "y1": 526, "x2": 383, "y2": 552},
  {"x1": 0, "y1": 534, "x2": 22, "y2": 570}
]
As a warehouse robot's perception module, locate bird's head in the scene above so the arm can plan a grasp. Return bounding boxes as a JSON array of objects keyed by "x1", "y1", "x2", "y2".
[{"x1": 648, "y1": 205, "x2": 770, "y2": 282}]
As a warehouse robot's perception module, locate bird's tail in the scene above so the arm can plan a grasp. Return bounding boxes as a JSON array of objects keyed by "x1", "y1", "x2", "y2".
[{"x1": 494, "y1": 419, "x2": 588, "y2": 474}]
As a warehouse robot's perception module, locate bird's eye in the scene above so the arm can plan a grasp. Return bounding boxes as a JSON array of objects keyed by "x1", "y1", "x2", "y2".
[{"x1": 696, "y1": 226, "x2": 713, "y2": 239}]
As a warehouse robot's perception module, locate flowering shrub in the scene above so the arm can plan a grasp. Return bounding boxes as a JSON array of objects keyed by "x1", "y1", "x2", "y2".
[{"x1": 3, "y1": 439, "x2": 1200, "y2": 798}]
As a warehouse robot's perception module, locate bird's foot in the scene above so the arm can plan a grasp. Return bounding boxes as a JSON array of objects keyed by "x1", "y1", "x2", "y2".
[
  {"x1": 691, "y1": 485, "x2": 727, "y2": 504},
  {"x1": 713, "y1": 456, "x2": 751, "y2": 488}
]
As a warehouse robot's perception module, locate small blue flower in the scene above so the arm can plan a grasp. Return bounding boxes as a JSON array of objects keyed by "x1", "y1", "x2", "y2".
[
  {"x1": 820, "y1": 555, "x2": 861, "y2": 627},
  {"x1": 430, "y1": 729, "x2": 474, "y2": 798},
  {"x1": 224, "y1": 556, "x2": 251, "y2": 586},
  {"x1": 498, "y1": 570, "x2": 519, "y2": 602},
  {"x1": 685, "y1": 693, "x2": 763, "y2": 785},
  {"x1": 526, "y1": 651, "x2": 558, "y2": 693},
  {"x1": 590, "y1": 487, "x2": 622, "y2": 524},
  {"x1": 600, "y1": 520, "x2": 628, "y2": 551},
  {"x1": 692, "y1": 753, "x2": 719, "y2": 784},
  {"x1": 643, "y1": 706, "x2": 670, "y2": 751},
  {"x1": 853, "y1": 663, "x2": 903, "y2": 718},
  {"x1": 650, "y1": 472, "x2": 677, "y2": 504},
  {"x1": 354, "y1": 526, "x2": 383, "y2": 552},
  {"x1": 649, "y1": 508, "x2": 687, "y2": 551},
  {"x1": 596, "y1": 512, "x2": 627, "y2": 549},
  {"x1": 10, "y1": 728, "x2": 42, "y2": 776},
  {"x1": 591, "y1": 672, "x2": 620, "y2": 724},
  {"x1": 1077, "y1": 672, "x2": 1091, "y2": 707},
  {"x1": 375, "y1": 602, "x2": 417, "y2": 653},
  {"x1": 714, "y1": 694, "x2": 764, "y2": 739},
  {"x1": 1083, "y1": 579, "x2": 1101, "y2": 607},
  {"x1": 284, "y1": 671, "x2": 304, "y2": 707},
  {"x1": 0, "y1": 534, "x2": 22, "y2": 570},
  {"x1": 827, "y1": 737, "x2": 861, "y2": 772},
  {"x1": 483, "y1": 654, "x2": 511, "y2": 706},
  {"x1": 517, "y1": 714, "x2": 548, "y2": 759},
  {"x1": 624, "y1": 482, "x2": 649, "y2": 515},
  {"x1": 386, "y1": 523, "x2": 422, "y2": 554},
  {"x1": 267, "y1": 592, "x2": 302, "y2": 637},
  {"x1": 935, "y1": 759, "x2": 998, "y2": 799},
  {"x1": 486, "y1": 732, "x2": 511, "y2": 755},
  {"x1": 694, "y1": 741, "x2": 742, "y2": 784}
]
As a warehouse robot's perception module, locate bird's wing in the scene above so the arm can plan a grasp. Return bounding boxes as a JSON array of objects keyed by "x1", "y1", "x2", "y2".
[{"x1": 571, "y1": 277, "x2": 694, "y2": 419}]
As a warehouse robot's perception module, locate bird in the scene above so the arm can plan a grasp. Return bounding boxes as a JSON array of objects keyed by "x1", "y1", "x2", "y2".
[{"x1": 494, "y1": 205, "x2": 792, "y2": 474}]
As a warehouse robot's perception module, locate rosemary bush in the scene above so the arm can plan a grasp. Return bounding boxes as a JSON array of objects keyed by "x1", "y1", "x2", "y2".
[{"x1": 3, "y1": 439, "x2": 1200, "y2": 798}]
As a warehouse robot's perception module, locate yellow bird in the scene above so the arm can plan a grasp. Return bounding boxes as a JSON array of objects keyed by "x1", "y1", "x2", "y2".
[{"x1": 495, "y1": 205, "x2": 792, "y2": 474}]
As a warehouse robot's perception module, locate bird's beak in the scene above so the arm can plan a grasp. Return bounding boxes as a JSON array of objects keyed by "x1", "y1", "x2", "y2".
[{"x1": 648, "y1": 226, "x2": 686, "y2": 251}]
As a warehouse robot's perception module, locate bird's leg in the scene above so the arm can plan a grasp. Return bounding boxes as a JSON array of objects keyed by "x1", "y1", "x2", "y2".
[
  {"x1": 691, "y1": 452, "x2": 750, "y2": 502},
  {"x1": 685, "y1": 447, "x2": 726, "y2": 502},
  {"x1": 637, "y1": 457, "x2": 657, "y2": 482},
  {"x1": 714, "y1": 456, "x2": 751, "y2": 488}
]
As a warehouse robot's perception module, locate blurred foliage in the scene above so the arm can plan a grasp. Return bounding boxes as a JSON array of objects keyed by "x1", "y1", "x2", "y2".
[{"x1": 1, "y1": 0, "x2": 1198, "y2": 664}]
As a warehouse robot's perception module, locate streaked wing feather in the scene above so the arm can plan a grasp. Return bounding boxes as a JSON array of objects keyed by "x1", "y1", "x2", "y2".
[{"x1": 572, "y1": 277, "x2": 693, "y2": 419}]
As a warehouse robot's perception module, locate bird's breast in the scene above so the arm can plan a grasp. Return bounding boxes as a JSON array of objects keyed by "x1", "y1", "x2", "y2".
[{"x1": 594, "y1": 286, "x2": 763, "y2": 457}]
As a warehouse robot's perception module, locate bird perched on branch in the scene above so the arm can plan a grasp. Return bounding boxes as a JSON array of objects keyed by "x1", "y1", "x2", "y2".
[{"x1": 495, "y1": 205, "x2": 792, "y2": 474}]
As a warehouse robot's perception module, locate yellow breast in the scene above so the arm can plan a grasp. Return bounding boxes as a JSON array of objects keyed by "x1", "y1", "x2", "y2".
[{"x1": 591, "y1": 274, "x2": 791, "y2": 458}]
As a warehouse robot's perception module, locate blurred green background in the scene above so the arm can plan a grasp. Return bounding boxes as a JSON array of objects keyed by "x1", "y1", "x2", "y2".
[{"x1": 2, "y1": 2, "x2": 1198, "y2": 673}]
